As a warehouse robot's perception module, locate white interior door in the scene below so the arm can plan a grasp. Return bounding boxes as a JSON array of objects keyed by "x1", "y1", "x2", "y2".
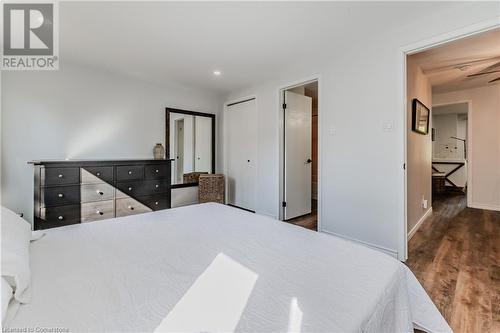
[
  {"x1": 284, "y1": 91, "x2": 312, "y2": 220},
  {"x1": 194, "y1": 116, "x2": 212, "y2": 172},
  {"x1": 226, "y1": 99, "x2": 257, "y2": 211}
]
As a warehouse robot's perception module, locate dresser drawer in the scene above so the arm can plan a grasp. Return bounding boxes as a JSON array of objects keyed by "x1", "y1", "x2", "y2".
[
  {"x1": 41, "y1": 186, "x2": 80, "y2": 207},
  {"x1": 115, "y1": 181, "x2": 144, "y2": 198},
  {"x1": 81, "y1": 200, "x2": 114, "y2": 223},
  {"x1": 143, "y1": 180, "x2": 169, "y2": 195},
  {"x1": 116, "y1": 165, "x2": 143, "y2": 181},
  {"x1": 81, "y1": 166, "x2": 113, "y2": 183},
  {"x1": 115, "y1": 180, "x2": 169, "y2": 198},
  {"x1": 145, "y1": 164, "x2": 169, "y2": 179},
  {"x1": 42, "y1": 167, "x2": 80, "y2": 186},
  {"x1": 140, "y1": 195, "x2": 170, "y2": 211},
  {"x1": 81, "y1": 183, "x2": 114, "y2": 202},
  {"x1": 40, "y1": 205, "x2": 80, "y2": 225},
  {"x1": 115, "y1": 197, "x2": 152, "y2": 217}
]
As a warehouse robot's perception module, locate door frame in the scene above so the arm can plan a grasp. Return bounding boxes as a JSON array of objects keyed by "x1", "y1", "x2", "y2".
[
  {"x1": 431, "y1": 100, "x2": 473, "y2": 207},
  {"x1": 277, "y1": 75, "x2": 322, "y2": 231},
  {"x1": 223, "y1": 95, "x2": 258, "y2": 209},
  {"x1": 400, "y1": 18, "x2": 499, "y2": 260}
]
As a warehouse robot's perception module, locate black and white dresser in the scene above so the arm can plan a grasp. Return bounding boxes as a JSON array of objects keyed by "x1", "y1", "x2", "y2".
[{"x1": 30, "y1": 159, "x2": 172, "y2": 230}]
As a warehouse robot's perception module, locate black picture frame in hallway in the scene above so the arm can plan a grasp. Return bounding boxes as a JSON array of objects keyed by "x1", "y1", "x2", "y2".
[{"x1": 412, "y1": 98, "x2": 430, "y2": 135}]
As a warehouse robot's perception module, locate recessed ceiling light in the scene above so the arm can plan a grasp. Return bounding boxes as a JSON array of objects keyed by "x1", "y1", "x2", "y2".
[{"x1": 213, "y1": 70, "x2": 221, "y2": 76}]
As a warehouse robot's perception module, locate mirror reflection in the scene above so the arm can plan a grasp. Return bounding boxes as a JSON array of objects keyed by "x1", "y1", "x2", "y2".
[{"x1": 169, "y1": 112, "x2": 214, "y2": 185}]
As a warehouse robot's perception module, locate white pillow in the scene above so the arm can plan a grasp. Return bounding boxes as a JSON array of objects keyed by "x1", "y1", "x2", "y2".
[
  {"x1": 1, "y1": 277, "x2": 13, "y2": 322},
  {"x1": 1, "y1": 206, "x2": 32, "y2": 303}
]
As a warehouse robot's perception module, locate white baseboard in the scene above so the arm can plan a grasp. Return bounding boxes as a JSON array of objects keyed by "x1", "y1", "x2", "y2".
[
  {"x1": 408, "y1": 207, "x2": 433, "y2": 240},
  {"x1": 259, "y1": 212, "x2": 278, "y2": 219},
  {"x1": 319, "y1": 229, "x2": 399, "y2": 259},
  {"x1": 468, "y1": 202, "x2": 500, "y2": 212},
  {"x1": 172, "y1": 200, "x2": 198, "y2": 208}
]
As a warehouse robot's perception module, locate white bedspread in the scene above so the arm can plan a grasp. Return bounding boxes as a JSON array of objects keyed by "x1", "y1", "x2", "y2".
[{"x1": 8, "y1": 203, "x2": 451, "y2": 332}]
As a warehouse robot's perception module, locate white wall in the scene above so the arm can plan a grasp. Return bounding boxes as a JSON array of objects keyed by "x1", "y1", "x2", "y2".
[
  {"x1": 1, "y1": 63, "x2": 222, "y2": 223},
  {"x1": 171, "y1": 187, "x2": 199, "y2": 208},
  {"x1": 434, "y1": 85, "x2": 500, "y2": 211},
  {"x1": 223, "y1": 3, "x2": 499, "y2": 258},
  {"x1": 406, "y1": 59, "x2": 432, "y2": 238}
]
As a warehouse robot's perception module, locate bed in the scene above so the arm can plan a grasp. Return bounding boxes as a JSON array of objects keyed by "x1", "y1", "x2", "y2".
[{"x1": 5, "y1": 203, "x2": 451, "y2": 332}]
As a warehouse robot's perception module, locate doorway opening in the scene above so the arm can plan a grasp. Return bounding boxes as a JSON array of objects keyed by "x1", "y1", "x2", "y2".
[
  {"x1": 405, "y1": 28, "x2": 500, "y2": 245},
  {"x1": 431, "y1": 102, "x2": 470, "y2": 204},
  {"x1": 404, "y1": 27, "x2": 500, "y2": 332},
  {"x1": 279, "y1": 80, "x2": 318, "y2": 231}
]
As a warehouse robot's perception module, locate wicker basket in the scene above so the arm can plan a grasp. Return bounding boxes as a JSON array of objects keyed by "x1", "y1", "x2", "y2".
[
  {"x1": 198, "y1": 174, "x2": 225, "y2": 204},
  {"x1": 183, "y1": 172, "x2": 208, "y2": 184}
]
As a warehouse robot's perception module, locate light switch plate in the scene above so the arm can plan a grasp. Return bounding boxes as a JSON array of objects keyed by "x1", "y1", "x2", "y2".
[
  {"x1": 422, "y1": 199, "x2": 428, "y2": 209},
  {"x1": 383, "y1": 121, "x2": 394, "y2": 132}
]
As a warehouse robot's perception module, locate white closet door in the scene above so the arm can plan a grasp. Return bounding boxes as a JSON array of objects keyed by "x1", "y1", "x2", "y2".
[
  {"x1": 226, "y1": 99, "x2": 257, "y2": 211},
  {"x1": 194, "y1": 116, "x2": 212, "y2": 172}
]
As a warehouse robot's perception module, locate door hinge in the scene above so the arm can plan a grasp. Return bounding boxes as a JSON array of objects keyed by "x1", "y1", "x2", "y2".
[
  {"x1": 403, "y1": 163, "x2": 406, "y2": 170},
  {"x1": 283, "y1": 103, "x2": 287, "y2": 110},
  {"x1": 282, "y1": 201, "x2": 287, "y2": 207}
]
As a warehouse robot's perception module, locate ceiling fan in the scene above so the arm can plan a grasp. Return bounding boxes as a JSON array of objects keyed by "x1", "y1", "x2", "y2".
[
  {"x1": 423, "y1": 56, "x2": 500, "y2": 75},
  {"x1": 466, "y1": 61, "x2": 500, "y2": 84}
]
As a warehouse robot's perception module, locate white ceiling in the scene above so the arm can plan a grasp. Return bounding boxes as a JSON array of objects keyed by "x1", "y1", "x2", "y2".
[
  {"x1": 59, "y1": 2, "x2": 458, "y2": 95},
  {"x1": 433, "y1": 103, "x2": 468, "y2": 115},
  {"x1": 410, "y1": 28, "x2": 500, "y2": 93}
]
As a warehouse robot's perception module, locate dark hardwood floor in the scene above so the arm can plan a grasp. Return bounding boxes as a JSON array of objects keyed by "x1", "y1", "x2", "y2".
[
  {"x1": 407, "y1": 193, "x2": 500, "y2": 333},
  {"x1": 285, "y1": 200, "x2": 317, "y2": 231}
]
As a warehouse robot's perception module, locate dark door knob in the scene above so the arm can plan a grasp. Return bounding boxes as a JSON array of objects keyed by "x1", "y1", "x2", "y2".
[{"x1": 306, "y1": 158, "x2": 312, "y2": 164}]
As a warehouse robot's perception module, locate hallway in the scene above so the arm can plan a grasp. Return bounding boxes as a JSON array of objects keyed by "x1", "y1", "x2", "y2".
[{"x1": 407, "y1": 194, "x2": 500, "y2": 333}]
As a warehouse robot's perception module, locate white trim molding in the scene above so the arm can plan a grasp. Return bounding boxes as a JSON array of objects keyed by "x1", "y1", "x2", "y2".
[
  {"x1": 408, "y1": 207, "x2": 433, "y2": 240},
  {"x1": 321, "y1": 230, "x2": 399, "y2": 259},
  {"x1": 468, "y1": 203, "x2": 500, "y2": 212}
]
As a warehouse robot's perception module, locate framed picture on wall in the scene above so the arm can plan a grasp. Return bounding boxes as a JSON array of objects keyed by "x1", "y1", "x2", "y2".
[{"x1": 412, "y1": 98, "x2": 430, "y2": 135}]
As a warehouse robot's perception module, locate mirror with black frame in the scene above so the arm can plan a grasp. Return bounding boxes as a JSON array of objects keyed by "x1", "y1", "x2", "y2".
[{"x1": 166, "y1": 108, "x2": 215, "y2": 187}]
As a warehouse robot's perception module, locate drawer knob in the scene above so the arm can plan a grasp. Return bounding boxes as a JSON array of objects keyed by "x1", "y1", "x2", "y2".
[
  {"x1": 155, "y1": 169, "x2": 159, "y2": 173},
  {"x1": 97, "y1": 190, "x2": 104, "y2": 195},
  {"x1": 96, "y1": 172, "x2": 101, "y2": 176},
  {"x1": 58, "y1": 193, "x2": 64, "y2": 198},
  {"x1": 155, "y1": 184, "x2": 159, "y2": 188},
  {"x1": 155, "y1": 201, "x2": 159, "y2": 205},
  {"x1": 58, "y1": 174, "x2": 63, "y2": 178},
  {"x1": 128, "y1": 187, "x2": 133, "y2": 191},
  {"x1": 128, "y1": 170, "x2": 133, "y2": 175},
  {"x1": 58, "y1": 215, "x2": 64, "y2": 220},
  {"x1": 96, "y1": 210, "x2": 104, "y2": 215},
  {"x1": 128, "y1": 205, "x2": 134, "y2": 211}
]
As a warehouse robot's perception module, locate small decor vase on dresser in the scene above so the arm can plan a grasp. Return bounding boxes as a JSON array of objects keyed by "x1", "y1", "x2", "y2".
[{"x1": 153, "y1": 143, "x2": 165, "y2": 160}]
